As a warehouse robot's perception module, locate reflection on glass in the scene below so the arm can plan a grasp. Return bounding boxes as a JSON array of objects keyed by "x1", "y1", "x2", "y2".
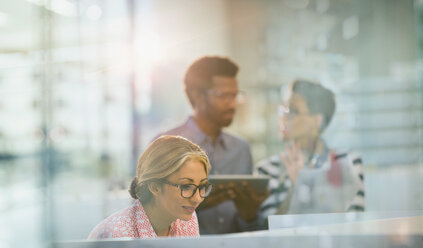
[{"x1": 0, "y1": 0, "x2": 422, "y2": 247}]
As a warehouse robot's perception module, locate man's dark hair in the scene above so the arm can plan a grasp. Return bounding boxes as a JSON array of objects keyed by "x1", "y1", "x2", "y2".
[
  {"x1": 184, "y1": 56, "x2": 239, "y2": 107},
  {"x1": 292, "y1": 79, "x2": 336, "y2": 131}
]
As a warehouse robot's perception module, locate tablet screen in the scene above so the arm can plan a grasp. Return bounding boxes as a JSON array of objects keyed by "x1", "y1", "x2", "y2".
[{"x1": 209, "y1": 175, "x2": 270, "y2": 194}]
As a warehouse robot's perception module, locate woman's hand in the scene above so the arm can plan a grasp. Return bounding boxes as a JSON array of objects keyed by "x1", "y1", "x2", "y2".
[{"x1": 281, "y1": 141, "x2": 305, "y2": 184}]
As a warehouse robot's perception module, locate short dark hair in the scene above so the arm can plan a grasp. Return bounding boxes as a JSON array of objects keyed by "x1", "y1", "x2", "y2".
[
  {"x1": 184, "y1": 56, "x2": 239, "y2": 107},
  {"x1": 291, "y1": 79, "x2": 336, "y2": 131}
]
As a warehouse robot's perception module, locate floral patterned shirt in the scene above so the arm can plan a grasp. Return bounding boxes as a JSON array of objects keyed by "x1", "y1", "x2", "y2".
[{"x1": 88, "y1": 200, "x2": 200, "y2": 239}]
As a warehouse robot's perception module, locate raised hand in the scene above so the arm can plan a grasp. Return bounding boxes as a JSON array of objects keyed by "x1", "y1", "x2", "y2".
[{"x1": 281, "y1": 141, "x2": 305, "y2": 184}]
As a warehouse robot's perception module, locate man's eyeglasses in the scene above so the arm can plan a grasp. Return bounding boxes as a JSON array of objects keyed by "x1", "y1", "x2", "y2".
[
  {"x1": 160, "y1": 180, "x2": 213, "y2": 198},
  {"x1": 278, "y1": 105, "x2": 299, "y2": 118},
  {"x1": 206, "y1": 89, "x2": 246, "y2": 104}
]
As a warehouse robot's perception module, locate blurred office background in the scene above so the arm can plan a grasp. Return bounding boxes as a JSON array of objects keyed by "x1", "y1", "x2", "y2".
[{"x1": 0, "y1": 0, "x2": 422, "y2": 247}]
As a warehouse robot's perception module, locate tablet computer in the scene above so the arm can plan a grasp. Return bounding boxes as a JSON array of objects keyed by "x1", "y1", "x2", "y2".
[{"x1": 208, "y1": 175, "x2": 270, "y2": 194}]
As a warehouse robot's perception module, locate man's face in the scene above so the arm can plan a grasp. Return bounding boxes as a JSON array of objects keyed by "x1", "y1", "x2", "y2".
[
  {"x1": 279, "y1": 93, "x2": 321, "y2": 141},
  {"x1": 201, "y1": 76, "x2": 239, "y2": 128}
]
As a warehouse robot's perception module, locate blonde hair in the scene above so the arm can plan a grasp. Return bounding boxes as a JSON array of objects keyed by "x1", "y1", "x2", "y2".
[{"x1": 128, "y1": 135, "x2": 211, "y2": 204}]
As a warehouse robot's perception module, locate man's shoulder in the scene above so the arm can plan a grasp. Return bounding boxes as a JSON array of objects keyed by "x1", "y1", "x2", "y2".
[
  {"x1": 153, "y1": 122, "x2": 192, "y2": 141},
  {"x1": 222, "y1": 131, "x2": 250, "y2": 148},
  {"x1": 160, "y1": 124, "x2": 189, "y2": 136}
]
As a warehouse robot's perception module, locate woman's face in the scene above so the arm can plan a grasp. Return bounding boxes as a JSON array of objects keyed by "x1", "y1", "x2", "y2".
[
  {"x1": 279, "y1": 93, "x2": 321, "y2": 140},
  {"x1": 155, "y1": 159, "x2": 208, "y2": 222}
]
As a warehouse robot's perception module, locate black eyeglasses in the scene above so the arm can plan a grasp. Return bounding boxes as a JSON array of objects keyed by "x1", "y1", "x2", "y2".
[{"x1": 160, "y1": 180, "x2": 213, "y2": 198}]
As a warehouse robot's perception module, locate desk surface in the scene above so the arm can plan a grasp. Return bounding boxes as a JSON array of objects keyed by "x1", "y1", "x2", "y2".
[
  {"x1": 266, "y1": 216, "x2": 423, "y2": 236},
  {"x1": 268, "y1": 210, "x2": 423, "y2": 230},
  {"x1": 56, "y1": 215, "x2": 423, "y2": 248}
]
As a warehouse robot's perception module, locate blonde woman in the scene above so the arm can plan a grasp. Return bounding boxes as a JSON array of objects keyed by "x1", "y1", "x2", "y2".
[{"x1": 88, "y1": 135, "x2": 213, "y2": 239}]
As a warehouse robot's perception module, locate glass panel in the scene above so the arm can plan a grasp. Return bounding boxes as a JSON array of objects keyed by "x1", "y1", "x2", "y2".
[{"x1": 1, "y1": 0, "x2": 422, "y2": 247}]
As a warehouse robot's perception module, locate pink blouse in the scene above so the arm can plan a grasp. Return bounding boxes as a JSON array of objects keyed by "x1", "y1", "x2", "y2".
[{"x1": 88, "y1": 200, "x2": 200, "y2": 239}]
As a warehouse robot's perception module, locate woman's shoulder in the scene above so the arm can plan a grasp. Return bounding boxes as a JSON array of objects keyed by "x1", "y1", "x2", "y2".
[
  {"x1": 331, "y1": 149, "x2": 363, "y2": 166},
  {"x1": 88, "y1": 202, "x2": 139, "y2": 239},
  {"x1": 256, "y1": 154, "x2": 285, "y2": 177}
]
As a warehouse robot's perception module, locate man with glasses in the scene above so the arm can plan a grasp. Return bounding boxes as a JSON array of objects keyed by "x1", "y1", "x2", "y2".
[
  {"x1": 256, "y1": 80, "x2": 365, "y2": 227},
  {"x1": 154, "y1": 56, "x2": 267, "y2": 234}
]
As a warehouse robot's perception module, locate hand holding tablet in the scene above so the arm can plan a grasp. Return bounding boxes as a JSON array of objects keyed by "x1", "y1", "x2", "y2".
[
  {"x1": 208, "y1": 175, "x2": 270, "y2": 194},
  {"x1": 198, "y1": 175, "x2": 270, "y2": 219},
  {"x1": 208, "y1": 175, "x2": 270, "y2": 221}
]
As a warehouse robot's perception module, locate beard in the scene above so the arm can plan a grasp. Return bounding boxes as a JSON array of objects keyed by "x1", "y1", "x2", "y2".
[
  {"x1": 219, "y1": 118, "x2": 233, "y2": 127},
  {"x1": 218, "y1": 109, "x2": 235, "y2": 127}
]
